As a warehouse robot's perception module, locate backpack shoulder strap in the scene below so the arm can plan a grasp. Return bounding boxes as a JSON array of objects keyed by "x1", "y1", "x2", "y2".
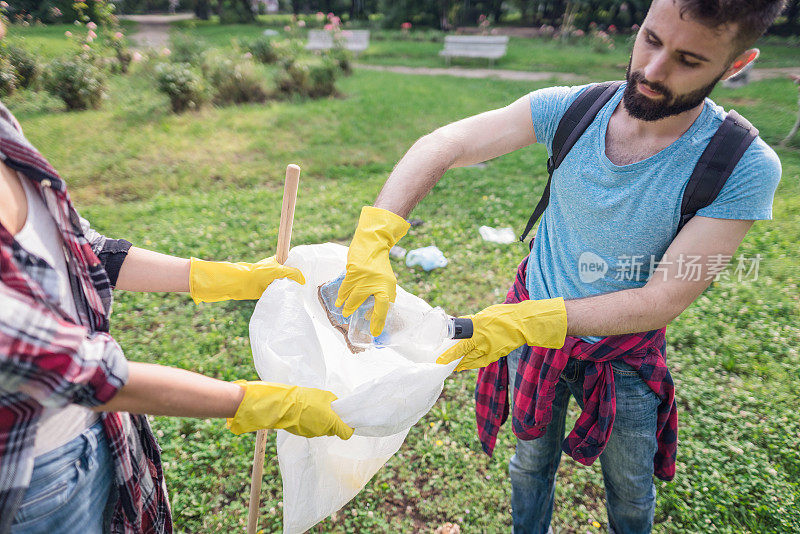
[
  {"x1": 677, "y1": 110, "x2": 759, "y2": 233},
  {"x1": 520, "y1": 81, "x2": 624, "y2": 243}
]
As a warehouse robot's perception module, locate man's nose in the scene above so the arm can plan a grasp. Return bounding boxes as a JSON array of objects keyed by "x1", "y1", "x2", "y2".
[{"x1": 643, "y1": 52, "x2": 670, "y2": 84}]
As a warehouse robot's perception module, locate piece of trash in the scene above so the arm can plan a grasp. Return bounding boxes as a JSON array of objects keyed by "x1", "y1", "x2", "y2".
[
  {"x1": 389, "y1": 245, "x2": 407, "y2": 259},
  {"x1": 479, "y1": 225, "x2": 516, "y2": 244},
  {"x1": 408, "y1": 218, "x2": 424, "y2": 227},
  {"x1": 318, "y1": 273, "x2": 472, "y2": 352},
  {"x1": 406, "y1": 246, "x2": 448, "y2": 271},
  {"x1": 434, "y1": 523, "x2": 462, "y2": 534}
]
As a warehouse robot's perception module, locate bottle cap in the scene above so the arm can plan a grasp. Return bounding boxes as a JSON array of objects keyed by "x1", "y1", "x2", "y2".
[{"x1": 451, "y1": 318, "x2": 474, "y2": 339}]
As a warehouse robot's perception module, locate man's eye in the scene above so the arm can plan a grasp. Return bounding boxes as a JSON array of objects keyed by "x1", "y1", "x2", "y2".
[{"x1": 680, "y1": 57, "x2": 700, "y2": 67}]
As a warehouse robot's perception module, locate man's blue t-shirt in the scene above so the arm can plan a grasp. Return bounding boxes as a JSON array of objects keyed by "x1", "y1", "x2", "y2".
[{"x1": 525, "y1": 82, "x2": 782, "y2": 342}]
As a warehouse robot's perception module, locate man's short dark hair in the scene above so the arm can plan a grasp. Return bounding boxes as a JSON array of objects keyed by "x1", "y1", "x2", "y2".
[{"x1": 676, "y1": 0, "x2": 787, "y2": 52}]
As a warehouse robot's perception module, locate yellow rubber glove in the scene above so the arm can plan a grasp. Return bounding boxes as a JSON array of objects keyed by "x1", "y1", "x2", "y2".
[
  {"x1": 227, "y1": 381, "x2": 354, "y2": 439},
  {"x1": 436, "y1": 298, "x2": 568, "y2": 372},
  {"x1": 189, "y1": 256, "x2": 305, "y2": 304},
  {"x1": 336, "y1": 206, "x2": 410, "y2": 336}
]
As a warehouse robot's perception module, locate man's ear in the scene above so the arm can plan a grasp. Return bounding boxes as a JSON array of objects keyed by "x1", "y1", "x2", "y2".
[{"x1": 723, "y1": 48, "x2": 759, "y2": 80}]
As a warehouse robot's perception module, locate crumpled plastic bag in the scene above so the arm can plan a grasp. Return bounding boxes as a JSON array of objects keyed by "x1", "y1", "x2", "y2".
[{"x1": 249, "y1": 243, "x2": 458, "y2": 534}]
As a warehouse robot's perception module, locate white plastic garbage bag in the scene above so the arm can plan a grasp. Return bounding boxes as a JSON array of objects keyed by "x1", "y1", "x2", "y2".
[{"x1": 249, "y1": 243, "x2": 458, "y2": 534}]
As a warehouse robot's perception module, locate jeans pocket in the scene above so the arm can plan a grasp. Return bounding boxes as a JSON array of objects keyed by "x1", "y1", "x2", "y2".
[{"x1": 13, "y1": 461, "x2": 83, "y2": 525}]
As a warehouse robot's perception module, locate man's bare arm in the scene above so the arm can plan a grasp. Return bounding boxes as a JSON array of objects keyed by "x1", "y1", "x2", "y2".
[
  {"x1": 375, "y1": 94, "x2": 537, "y2": 217},
  {"x1": 565, "y1": 216, "x2": 754, "y2": 337}
]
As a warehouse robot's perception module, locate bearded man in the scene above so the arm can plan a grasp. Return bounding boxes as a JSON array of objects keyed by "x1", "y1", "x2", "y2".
[{"x1": 333, "y1": 1, "x2": 785, "y2": 532}]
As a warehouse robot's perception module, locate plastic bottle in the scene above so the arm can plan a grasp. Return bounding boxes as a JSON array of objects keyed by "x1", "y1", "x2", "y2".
[
  {"x1": 319, "y1": 274, "x2": 472, "y2": 350},
  {"x1": 405, "y1": 246, "x2": 448, "y2": 271}
]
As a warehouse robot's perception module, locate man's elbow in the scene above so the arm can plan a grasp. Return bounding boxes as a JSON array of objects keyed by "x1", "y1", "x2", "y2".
[{"x1": 638, "y1": 286, "x2": 694, "y2": 329}]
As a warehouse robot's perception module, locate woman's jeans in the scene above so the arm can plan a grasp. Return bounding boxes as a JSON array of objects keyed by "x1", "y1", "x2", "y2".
[
  {"x1": 507, "y1": 347, "x2": 660, "y2": 534},
  {"x1": 12, "y1": 420, "x2": 114, "y2": 533}
]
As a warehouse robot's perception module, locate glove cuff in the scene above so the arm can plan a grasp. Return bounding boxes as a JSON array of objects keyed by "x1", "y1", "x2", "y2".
[
  {"x1": 519, "y1": 297, "x2": 568, "y2": 349},
  {"x1": 359, "y1": 206, "x2": 411, "y2": 247}
]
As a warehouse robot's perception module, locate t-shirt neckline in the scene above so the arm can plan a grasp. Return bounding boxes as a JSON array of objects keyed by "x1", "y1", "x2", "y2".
[{"x1": 597, "y1": 82, "x2": 711, "y2": 173}]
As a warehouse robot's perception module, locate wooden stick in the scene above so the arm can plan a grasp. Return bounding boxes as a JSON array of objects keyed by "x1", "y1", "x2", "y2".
[{"x1": 246, "y1": 164, "x2": 301, "y2": 534}]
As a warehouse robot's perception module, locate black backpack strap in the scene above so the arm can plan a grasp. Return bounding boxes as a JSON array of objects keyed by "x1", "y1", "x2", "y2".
[
  {"x1": 678, "y1": 110, "x2": 758, "y2": 233},
  {"x1": 519, "y1": 81, "x2": 624, "y2": 243}
]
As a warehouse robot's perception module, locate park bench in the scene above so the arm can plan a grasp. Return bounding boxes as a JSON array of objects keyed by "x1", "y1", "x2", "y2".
[
  {"x1": 305, "y1": 29, "x2": 370, "y2": 54},
  {"x1": 439, "y1": 35, "x2": 509, "y2": 66}
]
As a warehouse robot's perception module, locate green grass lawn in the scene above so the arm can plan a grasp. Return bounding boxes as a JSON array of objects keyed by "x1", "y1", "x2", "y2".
[{"x1": 3, "y1": 23, "x2": 800, "y2": 533}]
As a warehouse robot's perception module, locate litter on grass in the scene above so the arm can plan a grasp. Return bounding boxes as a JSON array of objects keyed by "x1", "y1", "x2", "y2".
[
  {"x1": 405, "y1": 246, "x2": 448, "y2": 271},
  {"x1": 478, "y1": 225, "x2": 516, "y2": 244}
]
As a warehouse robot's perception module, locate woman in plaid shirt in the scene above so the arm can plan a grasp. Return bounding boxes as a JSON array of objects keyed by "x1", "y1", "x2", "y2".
[{"x1": 0, "y1": 20, "x2": 351, "y2": 534}]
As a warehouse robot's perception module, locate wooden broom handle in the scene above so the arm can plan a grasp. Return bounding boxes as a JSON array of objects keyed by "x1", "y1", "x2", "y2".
[{"x1": 246, "y1": 164, "x2": 300, "y2": 534}]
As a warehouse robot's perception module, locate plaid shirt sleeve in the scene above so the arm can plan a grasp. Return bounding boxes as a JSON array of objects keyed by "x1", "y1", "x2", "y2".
[
  {"x1": 78, "y1": 215, "x2": 132, "y2": 288},
  {"x1": 0, "y1": 281, "x2": 129, "y2": 409}
]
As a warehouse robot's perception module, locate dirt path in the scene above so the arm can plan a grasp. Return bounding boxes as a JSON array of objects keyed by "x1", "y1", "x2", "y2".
[
  {"x1": 118, "y1": 13, "x2": 194, "y2": 49},
  {"x1": 357, "y1": 63, "x2": 800, "y2": 83}
]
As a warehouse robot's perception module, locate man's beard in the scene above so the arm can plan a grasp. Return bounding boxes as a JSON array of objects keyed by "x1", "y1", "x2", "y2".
[{"x1": 623, "y1": 58, "x2": 723, "y2": 121}]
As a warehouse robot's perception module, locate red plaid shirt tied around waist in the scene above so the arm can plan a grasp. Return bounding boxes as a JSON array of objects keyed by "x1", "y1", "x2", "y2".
[{"x1": 475, "y1": 257, "x2": 678, "y2": 481}]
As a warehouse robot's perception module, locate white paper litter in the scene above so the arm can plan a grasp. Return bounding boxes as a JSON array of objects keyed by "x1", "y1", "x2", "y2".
[{"x1": 478, "y1": 225, "x2": 516, "y2": 244}]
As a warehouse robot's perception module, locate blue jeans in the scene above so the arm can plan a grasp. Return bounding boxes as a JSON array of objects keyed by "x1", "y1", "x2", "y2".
[
  {"x1": 507, "y1": 347, "x2": 660, "y2": 534},
  {"x1": 12, "y1": 420, "x2": 115, "y2": 533}
]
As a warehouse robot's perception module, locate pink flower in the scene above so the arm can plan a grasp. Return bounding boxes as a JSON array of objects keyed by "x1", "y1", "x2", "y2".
[
  {"x1": 86, "y1": 36, "x2": 94, "y2": 43},
  {"x1": 324, "y1": 23, "x2": 333, "y2": 30},
  {"x1": 631, "y1": 24, "x2": 640, "y2": 31},
  {"x1": 284, "y1": 25, "x2": 291, "y2": 31},
  {"x1": 131, "y1": 51, "x2": 143, "y2": 62},
  {"x1": 243, "y1": 51, "x2": 253, "y2": 59},
  {"x1": 316, "y1": 11, "x2": 324, "y2": 20},
  {"x1": 608, "y1": 24, "x2": 617, "y2": 34},
  {"x1": 573, "y1": 29, "x2": 585, "y2": 37},
  {"x1": 88, "y1": 30, "x2": 97, "y2": 39},
  {"x1": 327, "y1": 12, "x2": 334, "y2": 19},
  {"x1": 86, "y1": 21, "x2": 97, "y2": 30},
  {"x1": 401, "y1": 22, "x2": 412, "y2": 30},
  {"x1": 331, "y1": 16, "x2": 340, "y2": 25},
  {"x1": 298, "y1": 20, "x2": 306, "y2": 27},
  {"x1": 82, "y1": 44, "x2": 90, "y2": 50},
  {"x1": 114, "y1": 31, "x2": 123, "y2": 39},
  {"x1": 589, "y1": 21, "x2": 597, "y2": 29},
  {"x1": 65, "y1": 30, "x2": 72, "y2": 37},
  {"x1": 160, "y1": 47, "x2": 171, "y2": 56},
  {"x1": 478, "y1": 14, "x2": 486, "y2": 22}
]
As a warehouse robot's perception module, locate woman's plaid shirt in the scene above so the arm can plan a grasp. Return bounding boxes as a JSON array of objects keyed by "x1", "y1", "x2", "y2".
[{"x1": 0, "y1": 104, "x2": 171, "y2": 533}]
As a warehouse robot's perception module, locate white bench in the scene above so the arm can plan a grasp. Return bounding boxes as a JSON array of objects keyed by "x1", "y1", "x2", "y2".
[
  {"x1": 305, "y1": 29, "x2": 370, "y2": 54},
  {"x1": 439, "y1": 35, "x2": 509, "y2": 66}
]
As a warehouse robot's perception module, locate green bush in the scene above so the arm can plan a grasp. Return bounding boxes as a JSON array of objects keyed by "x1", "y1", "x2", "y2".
[
  {"x1": 244, "y1": 36, "x2": 278, "y2": 64},
  {"x1": 154, "y1": 62, "x2": 206, "y2": 113},
  {"x1": 169, "y1": 32, "x2": 208, "y2": 64},
  {"x1": 276, "y1": 56, "x2": 339, "y2": 98},
  {"x1": 326, "y1": 45, "x2": 353, "y2": 75},
  {"x1": 201, "y1": 51, "x2": 268, "y2": 105},
  {"x1": 43, "y1": 56, "x2": 105, "y2": 111},
  {"x1": 0, "y1": 56, "x2": 19, "y2": 98},
  {"x1": 270, "y1": 39, "x2": 303, "y2": 69},
  {"x1": 3, "y1": 45, "x2": 40, "y2": 89}
]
